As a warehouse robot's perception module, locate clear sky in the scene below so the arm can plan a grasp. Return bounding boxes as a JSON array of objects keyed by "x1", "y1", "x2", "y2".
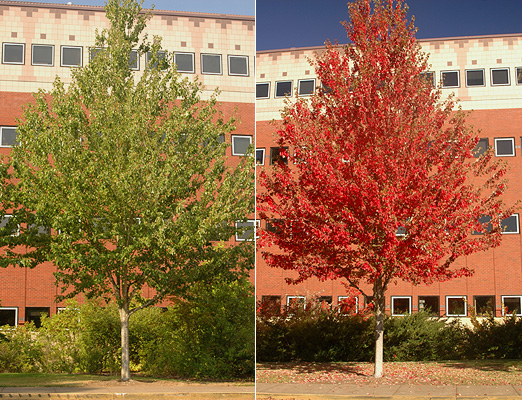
[
  {"x1": 256, "y1": 0, "x2": 522, "y2": 51},
  {"x1": 9, "y1": 0, "x2": 254, "y2": 16}
]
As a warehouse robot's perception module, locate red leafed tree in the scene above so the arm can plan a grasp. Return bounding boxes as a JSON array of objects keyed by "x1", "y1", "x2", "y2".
[{"x1": 258, "y1": 0, "x2": 514, "y2": 378}]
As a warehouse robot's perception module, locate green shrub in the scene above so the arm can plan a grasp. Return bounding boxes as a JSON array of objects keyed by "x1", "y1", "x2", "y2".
[{"x1": 0, "y1": 323, "x2": 42, "y2": 373}]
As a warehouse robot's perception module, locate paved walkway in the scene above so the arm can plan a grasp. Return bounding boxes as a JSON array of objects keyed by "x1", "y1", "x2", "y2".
[
  {"x1": 0, "y1": 384, "x2": 254, "y2": 399},
  {"x1": 256, "y1": 383, "x2": 522, "y2": 399}
]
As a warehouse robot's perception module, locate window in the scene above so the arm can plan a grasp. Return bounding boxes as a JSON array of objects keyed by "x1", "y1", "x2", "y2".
[
  {"x1": 32, "y1": 44, "x2": 53, "y2": 66},
  {"x1": 265, "y1": 219, "x2": 282, "y2": 234},
  {"x1": 391, "y1": 296, "x2": 412, "y2": 316},
  {"x1": 494, "y1": 138, "x2": 515, "y2": 156},
  {"x1": 491, "y1": 68, "x2": 510, "y2": 86},
  {"x1": 502, "y1": 296, "x2": 522, "y2": 316},
  {"x1": 0, "y1": 126, "x2": 18, "y2": 147},
  {"x1": 472, "y1": 214, "x2": 492, "y2": 235},
  {"x1": 298, "y1": 79, "x2": 315, "y2": 96},
  {"x1": 501, "y1": 214, "x2": 519, "y2": 234},
  {"x1": 441, "y1": 71, "x2": 459, "y2": 88},
  {"x1": 61, "y1": 46, "x2": 82, "y2": 67},
  {"x1": 129, "y1": 49, "x2": 139, "y2": 70},
  {"x1": 420, "y1": 71, "x2": 435, "y2": 86},
  {"x1": 231, "y1": 135, "x2": 252, "y2": 156},
  {"x1": 317, "y1": 296, "x2": 332, "y2": 305},
  {"x1": 28, "y1": 224, "x2": 51, "y2": 235},
  {"x1": 89, "y1": 47, "x2": 104, "y2": 61},
  {"x1": 228, "y1": 55, "x2": 248, "y2": 76},
  {"x1": 256, "y1": 148, "x2": 265, "y2": 165},
  {"x1": 174, "y1": 52, "x2": 194, "y2": 73},
  {"x1": 517, "y1": 67, "x2": 522, "y2": 85},
  {"x1": 466, "y1": 69, "x2": 485, "y2": 87},
  {"x1": 446, "y1": 296, "x2": 467, "y2": 317},
  {"x1": 338, "y1": 296, "x2": 358, "y2": 314},
  {"x1": 474, "y1": 138, "x2": 489, "y2": 158},
  {"x1": 235, "y1": 219, "x2": 258, "y2": 241},
  {"x1": 474, "y1": 295, "x2": 495, "y2": 316},
  {"x1": 275, "y1": 81, "x2": 292, "y2": 97},
  {"x1": 0, "y1": 307, "x2": 17, "y2": 327},
  {"x1": 396, "y1": 226, "x2": 407, "y2": 236},
  {"x1": 201, "y1": 53, "x2": 222, "y2": 75},
  {"x1": 25, "y1": 307, "x2": 50, "y2": 328},
  {"x1": 146, "y1": 51, "x2": 167, "y2": 70},
  {"x1": 3, "y1": 43, "x2": 24, "y2": 64},
  {"x1": 418, "y1": 296, "x2": 439, "y2": 316},
  {"x1": 256, "y1": 82, "x2": 270, "y2": 99},
  {"x1": 270, "y1": 146, "x2": 288, "y2": 165},
  {"x1": 260, "y1": 296, "x2": 281, "y2": 315},
  {"x1": 287, "y1": 295, "x2": 305, "y2": 308},
  {"x1": 0, "y1": 215, "x2": 19, "y2": 237}
]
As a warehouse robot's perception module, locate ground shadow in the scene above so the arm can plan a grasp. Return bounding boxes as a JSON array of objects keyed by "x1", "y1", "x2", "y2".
[
  {"x1": 437, "y1": 360, "x2": 519, "y2": 373},
  {"x1": 257, "y1": 362, "x2": 369, "y2": 377}
]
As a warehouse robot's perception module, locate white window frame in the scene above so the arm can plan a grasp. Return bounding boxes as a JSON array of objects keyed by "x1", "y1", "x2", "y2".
[
  {"x1": 441, "y1": 70, "x2": 460, "y2": 88},
  {"x1": 231, "y1": 135, "x2": 252, "y2": 156},
  {"x1": 338, "y1": 295, "x2": 358, "y2": 314},
  {"x1": 0, "y1": 126, "x2": 17, "y2": 148},
  {"x1": 494, "y1": 137, "x2": 515, "y2": 157},
  {"x1": 501, "y1": 213, "x2": 519, "y2": 235},
  {"x1": 2, "y1": 42, "x2": 25, "y2": 65},
  {"x1": 227, "y1": 55, "x2": 249, "y2": 77},
  {"x1": 490, "y1": 68, "x2": 510, "y2": 86},
  {"x1": 256, "y1": 148, "x2": 265, "y2": 165},
  {"x1": 517, "y1": 67, "x2": 522, "y2": 85},
  {"x1": 174, "y1": 52, "x2": 195, "y2": 74},
  {"x1": 235, "y1": 219, "x2": 259, "y2": 242},
  {"x1": 0, "y1": 307, "x2": 18, "y2": 327},
  {"x1": 129, "y1": 49, "x2": 139, "y2": 71},
  {"x1": 391, "y1": 296, "x2": 412, "y2": 316},
  {"x1": 298, "y1": 79, "x2": 315, "y2": 96},
  {"x1": 200, "y1": 53, "x2": 222, "y2": 75},
  {"x1": 61, "y1": 45, "x2": 83, "y2": 67},
  {"x1": 256, "y1": 82, "x2": 270, "y2": 99},
  {"x1": 31, "y1": 44, "x2": 54, "y2": 67},
  {"x1": 275, "y1": 80, "x2": 293, "y2": 98},
  {"x1": 287, "y1": 295, "x2": 306, "y2": 308},
  {"x1": 446, "y1": 295, "x2": 467, "y2": 317},
  {"x1": 465, "y1": 69, "x2": 485, "y2": 87},
  {"x1": 501, "y1": 295, "x2": 522, "y2": 316}
]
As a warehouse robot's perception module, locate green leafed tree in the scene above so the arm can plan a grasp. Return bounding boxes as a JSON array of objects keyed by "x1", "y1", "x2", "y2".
[{"x1": 0, "y1": 0, "x2": 253, "y2": 381}]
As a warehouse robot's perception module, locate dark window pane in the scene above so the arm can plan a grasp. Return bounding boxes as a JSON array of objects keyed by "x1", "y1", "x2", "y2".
[
  {"x1": 89, "y1": 47, "x2": 103, "y2": 61},
  {"x1": 266, "y1": 219, "x2": 281, "y2": 234},
  {"x1": 420, "y1": 71, "x2": 435, "y2": 86},
  {"x1": 260, "y1": 296, "x2": 281, "y2": 315},
  {"x1": 517, "y1": 68, "x2": 522, "y2": 85},
  {"x1": 146, "y1": 51, "x2": 167, "y2": 70},
  {"x1": 256, "y1": 83, "x2": 270, "y2": 98},
  {"x1": 474, "y1": 138, "x2": 488, "y2": 158},
  {"x1": 475, "y1": 296, "x2": 495, "y2": 316},
  {"x1": 419, "y1": 296, "x2": 439, "y2": 316},
  {"x1": 174, "y1": 53, "x2": 194, "y2": 73},
  {"x1": 25, "y1": 307, "x2": 49, "y2": 328},
  {"x1": 0, "y1": 309, "x2": 16, "y2": 326},
  {"x1": 228, "y1": 55, "x2": 248, "y2": 76},
  {"x1": 501, "y1": 214, "x2": 519, "y2": 234},
  {"x1": 503, "y1": 297, "x2": 521, "y2": 315},
  {"x1": 235, "y1": 220, "x2": 255, "y2": 241},
  {"x1": 62, "y1": 46, "x2": 82, "y2": 67},
  {"x1": 232, "y1": 136, "x2": 251, "y2": 156},
  {"x1": 442, "y1": 71, "x2": 459, "y2": 87},
  {"x1": 3, "y1": 43, "x2": 24, "y2": 64},
  {"x1": 129, "y1": 50, "x2": 139, "y2": 70},
  {"x1": 447, "y1": 297, "x2": 466, "y2": 316},
  {"x1": 275, "y1": 81, "x2": 292, "y2": 97},
  {"x1": 270, "y1": 146, "x2": 288, "y2": 165},
  {"x1": 298, "y1": 79, "x2": 315, "y2": 96},
  {"x1": 201, "y1": 54, "x2": 221, "y2": 74},
  {"x1": 32, "y1": 45, "x2": 53, "y2": 66},
  {"x1": 255, "y1": 148, "x2": 265, "y2": 165},
  {"x1": 466, "y1": 69, "x2": 484, "y2": 86},
  {"x1": 1, "y1": 127, "x2": 17, "y2": 147},
  {"x1": 495, "y1": 138, "x2": 514, "y2": 156},
  {"x1": 392, "y1": 297, "x2": 411, "y2": 315},
  {"x1": 473, "y1": 214, "x2": 492, "y2": 235},
  {"x1": 491, "y1": 68, "x2": 509, "y2": 85}
]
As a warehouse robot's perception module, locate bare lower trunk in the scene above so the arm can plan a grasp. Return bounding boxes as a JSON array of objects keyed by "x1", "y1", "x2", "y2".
[
  {"x1": 119, "y1": 306, "x2": 131, "y2": 382},
  {"x1": 373, "y1": 286, "x2": 385, "y2": 378}
]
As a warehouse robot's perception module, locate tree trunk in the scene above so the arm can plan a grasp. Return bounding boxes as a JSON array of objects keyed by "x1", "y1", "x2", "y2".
[
  {"x1": 373, "y1": 286, "x2": 385, "y2": 378},
  {"x1": 119, "y1": 305, "x2": 131, "y2": 382}
]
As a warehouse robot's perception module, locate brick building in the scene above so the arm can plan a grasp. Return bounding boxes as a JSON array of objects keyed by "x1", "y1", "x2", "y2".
[
  {"x1": 0, "y1": 1, "x2": 254, "y2": 326},
  {"x1": 256, "y1": 34, "x2": 522, "y2": 318}
]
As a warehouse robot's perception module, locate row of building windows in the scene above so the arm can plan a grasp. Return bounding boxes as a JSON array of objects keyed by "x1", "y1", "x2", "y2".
[
  {"x1": 0, "y1": 306, "x2": 50, "y2": 327},
  {"x1": 1, "y1": 42, "x2": 250, "y2": 76},
  {"x1": 261, "y1": 294, "x2": 522, "y2": 318},
  {"x1": 256, "y1": 67, "x2": 522, "y2": 99}
]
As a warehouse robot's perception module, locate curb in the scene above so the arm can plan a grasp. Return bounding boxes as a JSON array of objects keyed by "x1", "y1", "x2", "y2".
[{"x1": 0, "y1": 393, "x2": 254, "y2": 400}]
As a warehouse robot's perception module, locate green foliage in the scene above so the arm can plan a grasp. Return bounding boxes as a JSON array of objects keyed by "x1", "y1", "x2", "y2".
[
  {"x1": 142, "y1": 278, "x2": 255, "y2": 379},
  {"x1": 0, "y1": 323, "x2": 42, "y2": 373}
]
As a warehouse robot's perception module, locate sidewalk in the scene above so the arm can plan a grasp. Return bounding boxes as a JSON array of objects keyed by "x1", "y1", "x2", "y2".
[
  {"x1": 256, "y1": 383, "x2": 522, "y2": 399},
  {"x1": 0, "y1": 383, "x2": 255, "y2": 400}
]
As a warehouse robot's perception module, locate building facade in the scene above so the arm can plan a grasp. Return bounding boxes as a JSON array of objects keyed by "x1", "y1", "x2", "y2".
[
  {"x1": 0, "y1": 0, "x2": 255, "y2": 326},
  {"x1": 256, "y1": 34, "x2": 522, "y2": 318}
]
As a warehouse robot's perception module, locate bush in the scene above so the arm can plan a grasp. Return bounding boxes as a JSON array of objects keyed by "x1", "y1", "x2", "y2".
[{"x1": 0, "y1": 322, "x2": 42, "y2": 373}]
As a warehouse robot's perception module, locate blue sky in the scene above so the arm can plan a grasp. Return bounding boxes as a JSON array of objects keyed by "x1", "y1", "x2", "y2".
[
  {"x1": 11, "y1": 0, "x2": 254, "y2": 15},
  {"x1": 257, "y1": 0, "x2": 522, "y2": 51}
]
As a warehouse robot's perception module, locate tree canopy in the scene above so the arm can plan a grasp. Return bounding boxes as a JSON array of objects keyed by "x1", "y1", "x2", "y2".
[
  {"x1": 258, "y1": 0, "x2": 513, "y2": 378},
  {"x1": 0, "y1": 0, "x2": 254, "y2": 381}
]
